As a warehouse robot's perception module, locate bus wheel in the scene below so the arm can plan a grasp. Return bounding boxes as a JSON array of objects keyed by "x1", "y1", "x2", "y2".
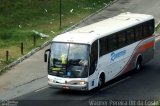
[
  {"x1": 98, "y1": 74, "x2": 105, "y2": 89},
  {"x1": 135, "y1": 57, "x2": 142, "y2": 71}
]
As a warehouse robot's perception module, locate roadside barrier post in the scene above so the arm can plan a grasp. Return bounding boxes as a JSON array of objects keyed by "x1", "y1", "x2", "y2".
[
  {"x1": 21, "y1": 42, "x2": 24, "y2": 55},
  {"x1": 6, "y1": 51, "x2": 9, "y2": 61},
  {"x1": 60, "y1": 0, "x2": 62, "y2": 30},
  {"x1": 33, "y1": 35, "x2": 36, "y2": 47}
]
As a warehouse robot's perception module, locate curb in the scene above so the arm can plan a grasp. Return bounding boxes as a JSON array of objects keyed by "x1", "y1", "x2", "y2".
[
  {"x1": 155, "y1": 20, "x2": 160, "y2": 41},
  {"x1": 0, "y1": 41, "x2": 51, "y2": 74},
  {"x1": 0, "y1": 0, "x2": 118, "y2": 74},
  {"x1": 155, "y1": 20, "x2": 160, "y2": 30}
]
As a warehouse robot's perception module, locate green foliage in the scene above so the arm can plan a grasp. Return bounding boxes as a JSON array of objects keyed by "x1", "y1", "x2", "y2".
[
  {"x1": 0, "y1": 0, "x2": 112, "y2": 69},
  {"x1": 0, "y1": 0, "x2": 110, "y2": 44},
  {"x1": 0, "y1": 30, "x2": 12, "y2": 40}
]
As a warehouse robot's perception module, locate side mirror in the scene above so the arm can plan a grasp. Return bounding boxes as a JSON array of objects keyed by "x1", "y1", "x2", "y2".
[{"x1": 44, "y1": 49, "x2": 50, "y2": 62}]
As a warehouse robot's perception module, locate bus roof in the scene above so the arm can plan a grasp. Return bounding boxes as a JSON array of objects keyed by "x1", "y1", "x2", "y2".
[{"x1": 53, "y1": 12, "x2": 154, "y2": 44}]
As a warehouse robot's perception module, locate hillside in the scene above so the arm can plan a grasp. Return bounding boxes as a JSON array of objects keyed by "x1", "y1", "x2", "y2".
[{"x1": 0, "y1": 0, "x2": 111, "y2": 69}]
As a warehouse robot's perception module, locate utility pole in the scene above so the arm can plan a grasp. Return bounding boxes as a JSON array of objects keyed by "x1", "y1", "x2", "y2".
[{"x1": 60, "y1": 0, "x2": 62, "y2": 30}]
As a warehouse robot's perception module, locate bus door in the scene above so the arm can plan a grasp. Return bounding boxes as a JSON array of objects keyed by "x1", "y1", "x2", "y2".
[{"x1": 88, "y1": 40, "x2": 99, "y2": 90}]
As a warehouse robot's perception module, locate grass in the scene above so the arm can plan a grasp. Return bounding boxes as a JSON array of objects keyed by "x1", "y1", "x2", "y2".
[
  {"x1": 155, "y1": 101, "x2": 160, "y2": 106},
  {"x1": 0, "y1": 0, "x2": 112, "y2": 69}
]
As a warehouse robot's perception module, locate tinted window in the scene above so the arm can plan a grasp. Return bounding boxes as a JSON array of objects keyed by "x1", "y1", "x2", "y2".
[
  {"x1": 90, "y1": 40, "x2": 98, "y2": 75},
  {"x1": 135, "y1": 25, "x2": 143, "y2": 41},
  {"x1": 148, "y1": 19, "x2": 155, "y2": 35},
  {"x1": 127, "y1": 28, "x2": 135, "y2": 44},
  {"x1": 98, "y1": 19, "x2": 155, "y2": 56},
  {"x1": 108, "y1": 35, "x2": 118, "y2": 52},
  {"x1": 118, "y1": 32, "x2": 127, "y2": 48},
  {"x1": 100, "y1": 37, "x2": 108, "y2": 56},
  {"x1": 143, "y1": 22, "x2": 149, "y2": 37}
]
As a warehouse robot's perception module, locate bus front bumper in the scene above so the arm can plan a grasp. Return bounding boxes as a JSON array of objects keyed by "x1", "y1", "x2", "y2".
[{"x1": 48, "y1": 81, "x2": 88, "y2": 91}]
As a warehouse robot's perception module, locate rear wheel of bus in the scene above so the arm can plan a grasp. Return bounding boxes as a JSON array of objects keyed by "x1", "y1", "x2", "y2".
[{"x1": 135, "y1": 56, "x2": 142, "y2": 71}]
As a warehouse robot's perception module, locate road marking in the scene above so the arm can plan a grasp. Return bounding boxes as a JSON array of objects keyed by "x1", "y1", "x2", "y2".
[
  {"x1": 34, "y1": 86, "x2": 48, "y2": 93},
  {"x1": 100, "y1": 76, "x2": 131, "y2": 91}
]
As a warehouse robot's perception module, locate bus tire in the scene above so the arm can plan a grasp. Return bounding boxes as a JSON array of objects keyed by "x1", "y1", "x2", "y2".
[
  {"x1": 98, "y1": 73, "x2": 105, "y2": 89},
  {"x1": 135, "y1": 56, "x2": 142, "y2": 71}
]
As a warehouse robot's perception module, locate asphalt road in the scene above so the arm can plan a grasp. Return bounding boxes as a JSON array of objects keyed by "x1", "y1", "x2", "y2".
[
  {"x1": 11, "y1": 0, "x2": 160, "y2": 106},
  {"x1": 15, "y1": 39, "x2": 160, "y2": 105}
]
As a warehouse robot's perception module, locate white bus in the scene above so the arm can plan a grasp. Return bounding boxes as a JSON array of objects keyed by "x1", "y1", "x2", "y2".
[{"x1": 44, "y1": 12, "x2": 155, "y2": 91}]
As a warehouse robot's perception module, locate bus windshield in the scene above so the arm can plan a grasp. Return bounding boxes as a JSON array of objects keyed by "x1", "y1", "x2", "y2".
[{"x1": 49, "y1": 42, "x2": 89, "y2": 78}]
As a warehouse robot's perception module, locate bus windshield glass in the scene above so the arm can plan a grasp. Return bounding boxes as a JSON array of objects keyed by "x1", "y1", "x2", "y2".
[{"x1": 49, "y1": 42, "x2": 89, "y2": 78}]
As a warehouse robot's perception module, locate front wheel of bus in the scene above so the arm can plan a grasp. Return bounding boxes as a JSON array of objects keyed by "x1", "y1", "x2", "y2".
[{"x1": 98, "y1": 74, "x2": 105, "y2": 89}]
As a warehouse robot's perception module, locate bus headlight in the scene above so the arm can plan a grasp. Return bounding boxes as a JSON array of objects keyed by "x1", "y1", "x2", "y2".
[
  {"x1": 48, "y1": 78, "x2": 56, "y2": 83},
  {"x1": 48, "y1": 78, "x2": 52, "y2": 82},
  {"x1": 79, "y1": 81, "x2": 87, "y2": 85}
]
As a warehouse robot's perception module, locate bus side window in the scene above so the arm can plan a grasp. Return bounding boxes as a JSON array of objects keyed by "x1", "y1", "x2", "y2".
[
  {"x1": 127, "y1": 28, "x2": 135, "y2": 44},
  {"x1": 143, "y1": 22, "x2": 149, "y2": 37},
  {"x1": 100, "y1": 37, "x2": 108, "y2": 56},
  {"x1": 148, "y1": 19, "x2": 155, "y2": 35},
  {"x1": 118, "y1": 32, "x2": 127, "y2": 48},
  {"x1": 135, "y1": 25, "x2": 143, "y2": 41},
  {"x1": 90, "y1": 40, "x2": 98, "y2": 75},
  {"x1": 108, "y1": 35, "x2": 118, "y2": 52}
]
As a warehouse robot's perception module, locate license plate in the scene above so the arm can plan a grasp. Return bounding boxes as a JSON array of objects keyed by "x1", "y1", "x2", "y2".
[{"x1": 63, "y1": 86, "x2": 69, "y2": 89}]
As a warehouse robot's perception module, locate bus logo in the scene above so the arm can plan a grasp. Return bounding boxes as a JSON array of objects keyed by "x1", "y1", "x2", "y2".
[{"x1": 111, "y1": 50, "x2": 126, "y2": 61}]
